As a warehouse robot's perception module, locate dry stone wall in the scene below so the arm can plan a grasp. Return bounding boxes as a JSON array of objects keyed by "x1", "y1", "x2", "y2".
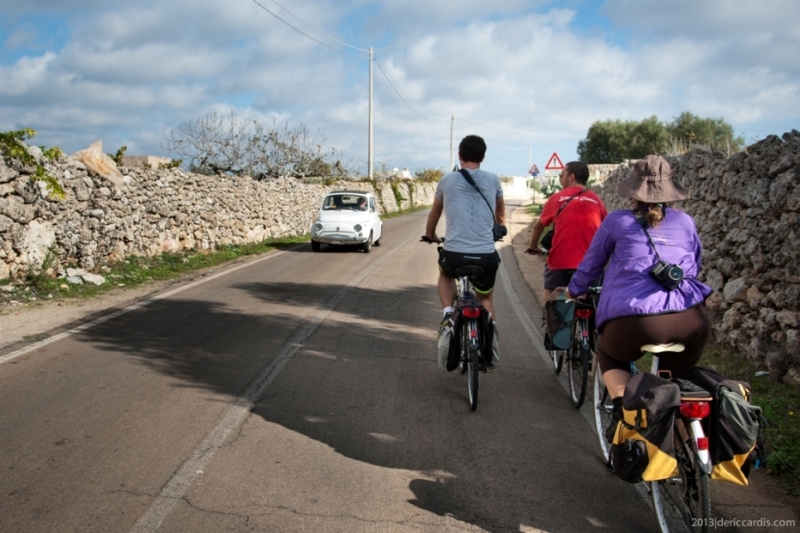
[
  {"x1": 592, "y1": 131, "x2": 800, "y2": 386},
  {"x1": 0, "y1": 147, "x2": 435, "y2": 281}
]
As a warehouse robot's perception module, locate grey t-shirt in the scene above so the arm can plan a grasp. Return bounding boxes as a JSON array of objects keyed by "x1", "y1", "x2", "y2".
[{"x1": 435, "y1": 168, "x2": 503, "y2": 254}]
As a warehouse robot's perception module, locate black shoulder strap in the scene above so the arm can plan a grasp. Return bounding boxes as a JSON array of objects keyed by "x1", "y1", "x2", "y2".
[
  {"x1": 635, "y1": 211, "x2": 665, "y2": 262},
  {"x1": 458, "y1": 169, "x2": 495, "y2": 216},
  {"x1": 554, "y1": 189, "x2": 587, "y2": 220}
]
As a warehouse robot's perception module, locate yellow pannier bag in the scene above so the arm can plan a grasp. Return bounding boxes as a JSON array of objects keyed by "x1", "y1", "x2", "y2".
[{"x1": 610, "y1": 372, "x2": 681, "y2": 483}]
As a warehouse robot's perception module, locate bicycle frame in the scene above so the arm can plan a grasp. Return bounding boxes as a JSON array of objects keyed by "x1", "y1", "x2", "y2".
[{"x1": 651, "y1": 355, "x2": 712, "y2": 474}]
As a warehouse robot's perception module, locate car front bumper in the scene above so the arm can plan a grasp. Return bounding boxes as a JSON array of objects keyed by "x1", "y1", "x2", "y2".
[{"x1": 311, "y1": 231, "x2": 369, "y2": 245}]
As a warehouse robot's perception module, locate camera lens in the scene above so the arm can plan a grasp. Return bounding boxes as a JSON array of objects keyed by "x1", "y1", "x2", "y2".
[{"x1": 666, "y1": 265, "x2": 683, "y2": 281}]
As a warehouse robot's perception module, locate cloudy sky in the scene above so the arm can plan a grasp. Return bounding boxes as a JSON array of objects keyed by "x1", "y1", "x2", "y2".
[{"x1": 1, "y1": 0, "x2": 798, "y2": 177}]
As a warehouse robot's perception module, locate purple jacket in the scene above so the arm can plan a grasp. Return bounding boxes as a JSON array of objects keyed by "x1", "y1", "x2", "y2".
[{"x1": 567, "y1": 208, "x2": 713, "y2": 330}]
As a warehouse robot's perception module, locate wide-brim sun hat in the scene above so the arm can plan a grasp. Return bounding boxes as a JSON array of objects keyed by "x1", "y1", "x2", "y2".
[{"x1": 617, "y1": 155, "x2": 687, "y2": 203}]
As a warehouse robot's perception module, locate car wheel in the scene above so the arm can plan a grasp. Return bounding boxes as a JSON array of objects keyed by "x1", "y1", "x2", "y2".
[
  {"x1": 362, "y1": 232, "x2": 372, "y2": 253},
  {"x1": 311, "y1": 240, "x2": 321, "y2": 252}
]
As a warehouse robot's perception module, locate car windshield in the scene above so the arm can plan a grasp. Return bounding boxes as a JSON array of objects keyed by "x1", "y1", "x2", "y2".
[{"x1": 322, "y1": 194, "x2": 368, "y2": 211}]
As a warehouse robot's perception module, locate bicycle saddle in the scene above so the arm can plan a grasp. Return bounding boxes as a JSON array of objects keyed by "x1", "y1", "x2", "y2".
[
  {"x1": 641, "y1": 343, "x2": 685, "y2": 354},
  {"x1": 454, "y1": 265, "x2": 484, "y2": 278}
]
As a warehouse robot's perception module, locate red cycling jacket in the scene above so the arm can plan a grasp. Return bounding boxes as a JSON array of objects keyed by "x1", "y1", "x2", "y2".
[{"x1": 539, "y1": 185, "x2": 607, "y2": 270}]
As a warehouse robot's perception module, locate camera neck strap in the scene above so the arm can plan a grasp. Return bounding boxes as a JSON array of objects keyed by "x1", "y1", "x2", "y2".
[
  {"x1": 635, "y1": 211, "x2": 665, "y2": 262},
  {"x1": 458, "y1": 169, "x2": 495, "y2": 217}
]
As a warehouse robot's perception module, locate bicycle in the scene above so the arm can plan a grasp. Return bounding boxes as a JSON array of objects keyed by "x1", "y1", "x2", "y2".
[
  {"x1": 565, "y1": 286, "x2": 601, "y2": 408},
  {"x1": 534, "y1": 248, "x2": 566, "y2": 375},
  {"x1": 421, "y1": 236, "x2": 492, "y2": 411},
  {"x1": 593, "y1": 344, "x2": 713, "y2": 533}
]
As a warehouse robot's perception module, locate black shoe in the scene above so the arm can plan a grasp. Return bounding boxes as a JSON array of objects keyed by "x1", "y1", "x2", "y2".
[
  {"x1": 605, "y1": 400, "x2": 623, "y2": 443},
  {"x1": 481, "y1": 361, "x2": 495, "y2": 373}
]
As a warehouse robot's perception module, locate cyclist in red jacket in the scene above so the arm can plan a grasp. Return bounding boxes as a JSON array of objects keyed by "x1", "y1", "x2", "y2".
[{"x1": 525, "y1": 161, "x2": 607, "y2": 300}]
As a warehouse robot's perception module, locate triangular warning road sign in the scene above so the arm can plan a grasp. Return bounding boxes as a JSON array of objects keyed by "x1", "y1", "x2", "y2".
[
  {"x1": 528, "y1": 164, "x2": 540, "y2": 175},
  {"x1": 544, "y1": 152, "x2": 564, "y2": 170}
]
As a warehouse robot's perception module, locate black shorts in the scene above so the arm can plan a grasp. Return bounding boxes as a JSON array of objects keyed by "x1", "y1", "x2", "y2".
[
  {"x1": 543, "y1": 265, "x2": 576, "y2": 291},
  {"x1": 438, "y1": 249, "x2": 501, "y2": 294}
]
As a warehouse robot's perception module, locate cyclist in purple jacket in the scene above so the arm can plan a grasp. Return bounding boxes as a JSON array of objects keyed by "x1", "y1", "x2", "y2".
[{"x1": 566, "y1": 155, "x2": 713, "y2": 441}]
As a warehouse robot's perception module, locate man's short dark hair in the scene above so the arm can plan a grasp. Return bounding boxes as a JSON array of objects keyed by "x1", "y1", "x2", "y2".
[
  {"x1": 458, "y1": 135, "x2": 486, "y2": 164},
  {"x1": 565, "y1": 161, "x2": 590, "y2": 185}
]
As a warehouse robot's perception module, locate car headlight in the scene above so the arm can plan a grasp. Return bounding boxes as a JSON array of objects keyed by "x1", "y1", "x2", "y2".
[
  {"x1": 353, "y1": 224, "x2": 362, "y2": 232},
  {"x1": 314, "y1": 223, "x2": 323, "y2": 231}
]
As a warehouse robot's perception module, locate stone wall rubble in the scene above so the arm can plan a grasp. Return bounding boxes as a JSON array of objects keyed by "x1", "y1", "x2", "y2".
[
  {"x1": 0, "y1": 146, "x2": 434, "y2": 281},
  {"x1": 592, "y1": 131, "x2": 800, "y2": 386}
]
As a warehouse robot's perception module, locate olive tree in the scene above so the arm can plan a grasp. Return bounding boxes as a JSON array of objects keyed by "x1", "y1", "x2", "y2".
[{"x1": 163, "y1": 110, "x2": 349, "y2": 179}]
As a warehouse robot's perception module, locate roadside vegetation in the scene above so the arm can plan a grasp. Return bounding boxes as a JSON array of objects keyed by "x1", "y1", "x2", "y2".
[
  {"x1": 578, "y1": 112, "x2": 744, "y2": 163},
  {"x1": 0, "y1": 236, "x2": 309, "y2": 308},
  {"x1": 701, "y1": 349, "x2": 800, "y2": 494}
]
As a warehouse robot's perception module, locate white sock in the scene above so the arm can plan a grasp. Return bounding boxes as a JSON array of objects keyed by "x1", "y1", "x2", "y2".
[{"x1": 443, "y1": 306, "x2": 453, "y2": 316}]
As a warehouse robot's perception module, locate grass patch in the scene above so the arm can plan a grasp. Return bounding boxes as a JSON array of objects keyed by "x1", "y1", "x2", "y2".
[
  {"x1": 382, "y1": 204, "x2": 430, "y2": 220},
  {"x1": 632, "y1": 348, "x2": 800, "y2": 494},
  {"x1": 700, "y1": 348, "x2": 800, "y2": 494},
  {"x1": 526, "y1": 203, "x2": 543, "y2": 216},
  {"x1": 0, "y1": 235, "x2": 309, "y2": 307}
]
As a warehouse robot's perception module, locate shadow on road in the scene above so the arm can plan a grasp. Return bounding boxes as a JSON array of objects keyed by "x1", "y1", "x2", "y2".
[{"x1": 76, "y1": 277, "x2": 652, "y2": 533}]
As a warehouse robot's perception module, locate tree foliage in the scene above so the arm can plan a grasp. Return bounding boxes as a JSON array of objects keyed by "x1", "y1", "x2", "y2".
[
  {"x1": 578, "y1": 112, "x2": 744, "y2": 163},
  {"x1": 0, "y1": 129, "x2": 66, "y2": 198},
  {"x1": 413, "y1": 167, "x2": 444, "y2": 182},
  {"x1": 163, "y1": 110, "x2": 350, "y2": 179}
]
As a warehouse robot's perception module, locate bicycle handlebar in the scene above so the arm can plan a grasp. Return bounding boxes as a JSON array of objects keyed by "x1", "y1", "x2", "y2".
[{"x1": 420, "y1": 235, "x2": 444, "y2": 243}]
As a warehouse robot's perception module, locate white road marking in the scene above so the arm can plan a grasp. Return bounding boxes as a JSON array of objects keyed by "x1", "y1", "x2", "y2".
[
  {"x1": 0, "y1": 251, "x2": 288, "y2": 365},
  {"x1": 129, "y1": 235, "x2": 412, "y2": 532}
]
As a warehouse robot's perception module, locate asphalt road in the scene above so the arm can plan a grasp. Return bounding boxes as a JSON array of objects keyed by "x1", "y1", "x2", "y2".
[{"x1": 0, "y1": 204, "x2": 663, "y2": 533}]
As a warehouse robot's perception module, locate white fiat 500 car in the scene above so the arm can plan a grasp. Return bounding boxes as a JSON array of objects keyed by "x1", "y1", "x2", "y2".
[{"x1": 310, "y1": 190, "x2": 383, "y2": 252}]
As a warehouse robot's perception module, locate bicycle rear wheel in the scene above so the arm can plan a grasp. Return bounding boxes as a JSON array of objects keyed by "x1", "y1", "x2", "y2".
[
  {"x1": 651, "y1": 420, "x2": 711, "y2": 533},
  {"x1": 467, "y1": 346, "x2": 479, "y2": 411},
  {"x1": 567, "y1": 320, "x2": 589, "y2": 408},
  {"x1": 593, "y1": 368, "x2": 614, "y2": 464}
]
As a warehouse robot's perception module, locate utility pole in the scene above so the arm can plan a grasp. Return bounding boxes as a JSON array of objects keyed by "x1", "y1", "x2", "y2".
[
  {"x1": 449, "y1": 114, "x2": 455, "y2": 170},
  {"x1": 368, "y1": 47, "x2": 374, "y2": 179}
]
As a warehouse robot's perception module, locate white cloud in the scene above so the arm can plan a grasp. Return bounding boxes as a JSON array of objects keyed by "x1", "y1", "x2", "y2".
[{"x1": 0, "y1": 0, "x2": 797, "y2": 175}]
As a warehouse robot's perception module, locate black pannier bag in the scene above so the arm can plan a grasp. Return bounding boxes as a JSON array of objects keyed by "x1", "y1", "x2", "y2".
[
  {"x1": 543, "y1": 289, "x2": 574, "y2": 351},
  {"x1": 610, "y1": 372, "x2": 681, "y2": 483},
  {"x1": 689, "y1": 366, "x2": 766, "y2": 486},
  {"x1": 445, "y1": 295, "x2": 491, "y2": 372}
]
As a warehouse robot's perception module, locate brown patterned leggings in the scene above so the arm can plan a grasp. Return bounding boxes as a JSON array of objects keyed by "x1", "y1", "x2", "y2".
[{"x1": 596, "y1": 304, "x2": 710, "y2": 379}]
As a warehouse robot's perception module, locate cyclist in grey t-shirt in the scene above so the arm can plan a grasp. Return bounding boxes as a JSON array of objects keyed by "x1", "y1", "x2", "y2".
[{"x1": 425, "y1": 135, "x2": 505, "y2": 368}]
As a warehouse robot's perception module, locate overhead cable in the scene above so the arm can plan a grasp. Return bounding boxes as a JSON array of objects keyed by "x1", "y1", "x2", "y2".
[
  {"x1": 485, "y1": 140, "x2": 529, "y2": 150},
  {"x1": 267, "y1": 0, "x2": 370, "y2": 53},
  {"x1": 250, "y1": 0, "x2": 365, "y2": 58},
  {"x1": 374, "y1": 55, "x2": 450, "y2": 122},
  {"x1": 458, "y1": 115, "x2": 581, "y2": 139}
]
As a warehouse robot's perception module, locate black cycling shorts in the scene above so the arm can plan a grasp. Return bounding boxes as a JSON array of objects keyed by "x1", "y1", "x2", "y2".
[
  {"x1": 438, "y1": 249, "x2": 501, "y2": 294},
  {"x1": 543, "y1": 265, "x2": 576, "y2": 290}
]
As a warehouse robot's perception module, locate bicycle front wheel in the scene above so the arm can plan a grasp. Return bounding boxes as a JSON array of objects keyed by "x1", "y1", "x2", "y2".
[
  {"x1": 651, "y1": 420, "x2": 712, "y2": 533},
  {"x1": 549, "y1": 349, "x2": 564, "y2": 374},
  {"x1": 593, "y1": 367, "x2": 614, "y2": 464},
  {"x1": 567, "y1": 320, "x2": 589, "y2": 408}
]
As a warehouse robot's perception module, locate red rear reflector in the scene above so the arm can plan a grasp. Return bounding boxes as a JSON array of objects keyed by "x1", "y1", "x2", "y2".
[
  {"x1": 462, "y1": 307, "x2": 481, "y2": 318},
  {"x1": 697, "y1": 437, "x2": 709, "y2": 451},
  {"x1": 575, "y1": 309, "x2": 592, "y2": 318},
  {"x1": 680, "y1": 401, "x2": 711, "y2": 419}
]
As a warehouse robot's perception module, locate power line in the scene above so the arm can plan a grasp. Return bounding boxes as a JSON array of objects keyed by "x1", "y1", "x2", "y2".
[
  {"x1": 374, "y1": 55, "x2": 450, "y2": 122},
  {"x1": 250, "y1": 0, "x2": 579, "y2": 141},
  {"x1": 249, "y1": 0, "x2": 366, "y2": 58},
  {"x1": 266, "y1": 0, "x2": 370, "y2": 53},
  {"x1": 485, "y1": 140, "x2": 528, "y2": 150},
  {"x1": 458, "y1": 115, "x2": 581, "y2": 139}
]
